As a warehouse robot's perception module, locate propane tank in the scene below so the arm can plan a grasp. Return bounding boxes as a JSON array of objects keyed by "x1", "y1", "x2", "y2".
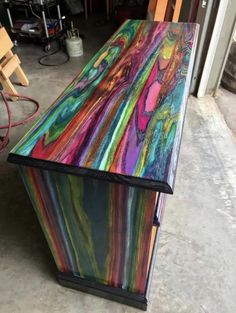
[{"x1": 66, "y1": 22, "x2": 83, "y2": 57}]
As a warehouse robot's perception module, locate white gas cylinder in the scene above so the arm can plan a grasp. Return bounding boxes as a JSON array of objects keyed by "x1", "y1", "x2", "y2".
[
  {"x1": 66, "y1": 22, "x2": 83, "y2": 58},
  {"x1": 66, "y1": 36, "x2": 83, "y2": 57}
]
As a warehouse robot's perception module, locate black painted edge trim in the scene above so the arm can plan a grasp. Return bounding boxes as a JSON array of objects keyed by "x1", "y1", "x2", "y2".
[
  {"x1": 57, "y1": 272, "x2": 148, "y2": 311},
  {"x1": 8, "y1": 153, "x2": 173, "y2": 194}
]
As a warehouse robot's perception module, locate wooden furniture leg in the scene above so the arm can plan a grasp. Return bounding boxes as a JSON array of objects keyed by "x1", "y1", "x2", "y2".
[
  {"x1": 14, "y1": 66, "x2": 29, "y2": 86},
  {"x1": 154, "y1": 0, "x2": 168, "y2": 21},
  {"x1": 89, "y1": 0, "x2": 92, "y2": 13},
  {"x1": 147, "y1": 0, "x2": 157, "y2": 19},
  {"x1": 4, "y1": 51, "x2": 29, "y2": 86},
  {"x1": 172, "y1": 0, "x2": 183, "y2": 22},
  {"x1": 0, "y1": 75, "x2": 18, "y2": 100},
  {"x1": 149, "y1": 0, "x2": 183, "y2": 22}
]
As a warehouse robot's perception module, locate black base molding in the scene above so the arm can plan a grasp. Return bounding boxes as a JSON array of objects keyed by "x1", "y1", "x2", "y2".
[{"x1": 57, "y1": 272, "x2": 148, "y2": 310}]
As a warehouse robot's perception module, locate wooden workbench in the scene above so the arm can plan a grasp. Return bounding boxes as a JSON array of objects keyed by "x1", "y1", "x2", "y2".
[{"x1": 8, "y1": 20, "x2": 198, "y2": 310}]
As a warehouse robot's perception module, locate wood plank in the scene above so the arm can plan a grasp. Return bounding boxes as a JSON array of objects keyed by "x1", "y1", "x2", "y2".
[
  {"x1": 0, "y1": 27, "x2": 13, "y2": 59},
  {"x1": 172, "y1": 0, "x2": 183, "y2": 22},
  {"x1": 1, "y1": 55, "x2": 20, "y2": 79},
  {"x1": 147, "y1": 0, "x2": 158, "y2": 20},
  {"x1": 15, "y1": 64, "x2": 29, "y2": 86},
  {"x1": 154, "y1": 0, "x2": 168, "y2": 21}
]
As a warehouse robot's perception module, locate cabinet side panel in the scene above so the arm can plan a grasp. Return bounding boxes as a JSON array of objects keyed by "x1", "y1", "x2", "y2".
[
  {"x1": 19, "y1": 166, "x2": 157, "y2": 294},
  {"x1": 19, "y1": 165, "x2": 73, "y2": 272}
]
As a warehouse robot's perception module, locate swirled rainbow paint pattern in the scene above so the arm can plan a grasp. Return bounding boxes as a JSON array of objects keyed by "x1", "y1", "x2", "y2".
[
  {"x1": 19, "y1": 166, "x2": 158, "y2": 294},
  {"x1": 11, "y1": 20, "x2": 198, "y2": 192}
]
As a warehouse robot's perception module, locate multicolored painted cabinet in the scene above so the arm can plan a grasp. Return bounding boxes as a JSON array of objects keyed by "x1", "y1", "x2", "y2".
[{"x1": 8, "y1": 20, "x2": 198, "y2": 310}]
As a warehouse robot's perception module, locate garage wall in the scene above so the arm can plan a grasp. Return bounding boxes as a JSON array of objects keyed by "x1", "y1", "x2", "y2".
[{"x1": 204, "y1": 0, "x2": 236, "y2": 95}]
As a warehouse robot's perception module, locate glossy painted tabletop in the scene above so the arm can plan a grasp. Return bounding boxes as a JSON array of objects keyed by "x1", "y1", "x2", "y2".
[{"x1": 9, "y1": 20, "x2": 198, "y2": 193}]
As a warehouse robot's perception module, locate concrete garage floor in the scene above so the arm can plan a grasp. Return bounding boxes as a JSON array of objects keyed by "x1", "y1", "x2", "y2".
[
  {"x1": 216, "y1": 87, "x2": 236, "y2": 136},
  {"x1": 1, "y1": 20, "x2": 236, "y2": 313}
]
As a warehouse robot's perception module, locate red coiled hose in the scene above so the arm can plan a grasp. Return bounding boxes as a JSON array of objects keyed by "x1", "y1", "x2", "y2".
[{"x1": 0, "y1": 91, "x2": 40, "y2": 152}]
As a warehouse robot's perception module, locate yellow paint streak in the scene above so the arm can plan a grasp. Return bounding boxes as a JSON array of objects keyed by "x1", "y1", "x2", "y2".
[
  {"x1": 162, "y1": 44, "x2": 174, "y2": 60},
  {"x1": 94, "y1": 50, "x2": 109, "y2": 67}
]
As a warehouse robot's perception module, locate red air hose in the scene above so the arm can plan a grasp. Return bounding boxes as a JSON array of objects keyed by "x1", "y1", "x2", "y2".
[{"x1": 0, "y1": 91, "x2": 40, "y2": 152}]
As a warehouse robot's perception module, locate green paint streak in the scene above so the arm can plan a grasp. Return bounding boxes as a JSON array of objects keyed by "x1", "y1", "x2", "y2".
[
  {"x1": 54, "y1": 176, "x2": 81, "y2": 273},
  {"x1": 69, "y1": 176, "x2": 100, "y2": 278}
]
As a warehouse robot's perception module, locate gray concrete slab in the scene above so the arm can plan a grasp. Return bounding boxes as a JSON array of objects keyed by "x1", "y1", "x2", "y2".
[
  {"x1": 0, "y1": 22, "x2": 236, "y2": 313},
  {"x1": 215, "y1": 87, "x2": 236, "y2": 137}
]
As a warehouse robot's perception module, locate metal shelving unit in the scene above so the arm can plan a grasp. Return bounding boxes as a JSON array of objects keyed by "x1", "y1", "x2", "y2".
[{"x1": 4, "y1": 0, "x2": 63, "y2": 51}]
